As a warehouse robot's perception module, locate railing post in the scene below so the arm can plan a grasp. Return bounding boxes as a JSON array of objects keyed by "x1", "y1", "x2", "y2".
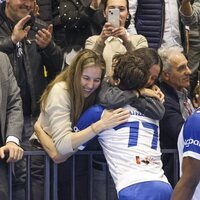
[
  {"x1": 26, "y1": 155, "x2": 31, "y2": 200},
  {"x1": 52, "y1": 162, "x2": 58, "y2": 200},
  {"x1": 173, "y1": 150, "x2": 179, "y2": 186},
  {"x1": 89, "y1": 153, "x2": 93, "y2": 200},
  {"x1": 8, "y1": 162, "x2": 13, "y2": 200},
  {"x1": 44, "y1": 155, "x2": 50, "y2": 200}
]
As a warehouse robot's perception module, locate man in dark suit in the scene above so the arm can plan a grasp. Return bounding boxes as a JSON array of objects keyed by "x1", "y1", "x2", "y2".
[{"x1": 0, "y1": 52, "x2": 24, "y2": 200}]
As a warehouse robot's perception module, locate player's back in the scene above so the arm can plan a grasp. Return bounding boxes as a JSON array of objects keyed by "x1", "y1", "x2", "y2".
[{"x1": 98, "y1": 105, "x2": 168, "y2": 193}]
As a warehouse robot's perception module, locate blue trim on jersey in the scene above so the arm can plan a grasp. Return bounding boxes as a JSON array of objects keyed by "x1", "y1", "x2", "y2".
[
  {"x1": 73, "y1": 105, "x2": 104, "y2": 149},
  {"x1": 75, "y1": 105, "x2": 104, "y2": 129},
  {"x1": 183, "y1": 108, "x2": 200, "y2": 155}
]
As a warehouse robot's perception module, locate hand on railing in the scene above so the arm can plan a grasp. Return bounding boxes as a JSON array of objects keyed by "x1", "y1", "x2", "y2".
[{"x1": 0, "y1": 142, "x2": 23, "y2": 163}]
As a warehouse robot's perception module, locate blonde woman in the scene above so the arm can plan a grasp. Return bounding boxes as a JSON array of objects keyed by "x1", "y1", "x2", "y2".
[{"x1": 31, "y1": 49, "x2": 129, "y2": 163}]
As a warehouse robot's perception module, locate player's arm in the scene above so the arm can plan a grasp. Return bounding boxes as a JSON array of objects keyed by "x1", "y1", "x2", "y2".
[
  {"x1": 172, "y1": 156, "x2": 200, "y2": 200},
  {"x1": 34, "y1": 106, "x2": 129, "y2": 163},
  {"x1": 97, "y1": 81, "x2": 139, "y2": 109},
  {"x1": 131, "y1": 96, "x2": 165, "y2": 120}
]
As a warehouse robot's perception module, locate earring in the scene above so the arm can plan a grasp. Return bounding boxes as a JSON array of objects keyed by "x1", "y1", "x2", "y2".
[
  {"x1": 114, "y1": 78, "x2": 120, "y2": 86},
  {"x1": 114, "y1": 82, "x2": 118, "y2": 86}
]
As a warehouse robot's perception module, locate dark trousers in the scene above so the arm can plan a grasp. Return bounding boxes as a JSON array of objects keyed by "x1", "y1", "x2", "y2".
[
  {"x1": 12, "y1": 159, "x2": 26, "y2": 200},
  {"x1": 0, "y1": 162, "x2": 8, "y2": 200},
  {"x1": 161, "y1": 153, "x2": 179, "y2": 188},
  {"x1": 58, "y1": 155, "x2": 90, "y2": 200},
  {"x1": 30, "y1": 149, "x2": 45, "y2": 200},
  {"x1": 0, "y1": 159, "x2": 26, "y2": 200},
  {"x1": 58, "y1": 153, "x2": 118, "y2": 200},
  {"x1": 14, "y1": 115, "x2": 44, "y2": 200}
]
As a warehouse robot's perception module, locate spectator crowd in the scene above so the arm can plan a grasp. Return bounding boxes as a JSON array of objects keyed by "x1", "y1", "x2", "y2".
[{"x1": 0, "y1": 0, "x2": 200, "y2": 200}]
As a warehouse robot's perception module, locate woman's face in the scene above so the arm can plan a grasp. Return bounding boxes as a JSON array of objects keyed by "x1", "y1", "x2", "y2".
[
  {"x1": 146, "y1": 64, "x2": 161, "y2": 87},
  {"x1": 104, "y1": 0, "x2": 129, "y2": 27},
  {"x1": 81, "y1": 65, "x2": 102, "y2": 98}
]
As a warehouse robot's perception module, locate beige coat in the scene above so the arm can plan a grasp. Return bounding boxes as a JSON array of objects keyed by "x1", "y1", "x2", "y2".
[{"x1": 85, "y1": 34, "x2": 148, "y2": 75}]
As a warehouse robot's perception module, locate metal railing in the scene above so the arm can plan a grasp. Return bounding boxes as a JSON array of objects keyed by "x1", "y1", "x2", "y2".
[
  {"x1": 8, "y1": 151, "x2": 58, "y2": 200},
  {"x1": 8, "y1": 149, "x2": 179, "y2": 200}
]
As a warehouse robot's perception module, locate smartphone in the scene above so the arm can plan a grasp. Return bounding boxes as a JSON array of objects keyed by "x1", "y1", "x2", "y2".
[
  {"x1": 24, "y1": 12, "x2": 47, "y2": 32},
  {"x1": 108, "y1": 8, "x2": 120, "y2": 28},
  {"x1": 24, "y1": 12, "x2": 35, "y2": 29}
]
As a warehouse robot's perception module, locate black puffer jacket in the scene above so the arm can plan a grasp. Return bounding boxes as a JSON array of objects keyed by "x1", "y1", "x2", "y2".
[
  {"x1": 135, "y1": 0, "x2": 165, "y2": 49},
  {"x1": 0, "y1": 2, "x2": 63, "y2": 117},
  {"x1": 135, "y1": 0, "x2": 186, "y2": 50}
]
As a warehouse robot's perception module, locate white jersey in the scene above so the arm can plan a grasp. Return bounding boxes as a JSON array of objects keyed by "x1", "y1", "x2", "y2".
[
  {"x1": 75, "y1": 104, "x2": 169, "y2": 194},
  {"x1": 178, "y1": 108, "x2": 200, "y2": 200},
  {"x1": 98, "y1": 105, "x2": 168, "y2": 193}
]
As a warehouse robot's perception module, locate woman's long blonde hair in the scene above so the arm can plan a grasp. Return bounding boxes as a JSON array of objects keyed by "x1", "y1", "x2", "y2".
[{"x1": 40, "y1": 49, "x2": 106, "y2": 126}]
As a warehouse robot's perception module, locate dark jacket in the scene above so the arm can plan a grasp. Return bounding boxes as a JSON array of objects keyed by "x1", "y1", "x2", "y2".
[
  {"x1": 37, "y1": 0, "x2": 53, "y2": 24},
  {"x1": 135, "y1": 0, "x2": 186, "y2": 50},
  {"x1": 159, "y1": 82, "x2": 185, "y2": 149},
  {"x1": 37, "y1": 0, "x2": 104, "y2": 52},
  {"x1": 159, "y1": 81, "x2": 186, "y2": 186},
  {"x1": 135, "y1": 0, "x2": 165, "y2": 49},
  {"x1": 0, "y1": 2, "x2": 63, "y2": 117},
  {"x1": 98, "y1": 81, "x2": 165, "y2": 120}
]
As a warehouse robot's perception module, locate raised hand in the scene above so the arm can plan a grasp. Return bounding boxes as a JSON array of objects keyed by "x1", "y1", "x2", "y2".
[
  {"x1": 11, "y1": 15, "x2": 31, "y2": 44},
  {"x1": 35, "y1": 24, "x2": 53, "y2": 49},
  {"x1": 111, "y1": 26, "x2": 129, "y2": 42},
  {"x1": 100, "y1": 22, "x2": 115, "y2": 42}
]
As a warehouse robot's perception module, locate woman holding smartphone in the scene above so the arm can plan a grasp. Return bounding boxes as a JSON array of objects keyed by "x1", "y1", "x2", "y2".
[{"x1": 85, "y1": 0, "x2": 148, "y2": 76}]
